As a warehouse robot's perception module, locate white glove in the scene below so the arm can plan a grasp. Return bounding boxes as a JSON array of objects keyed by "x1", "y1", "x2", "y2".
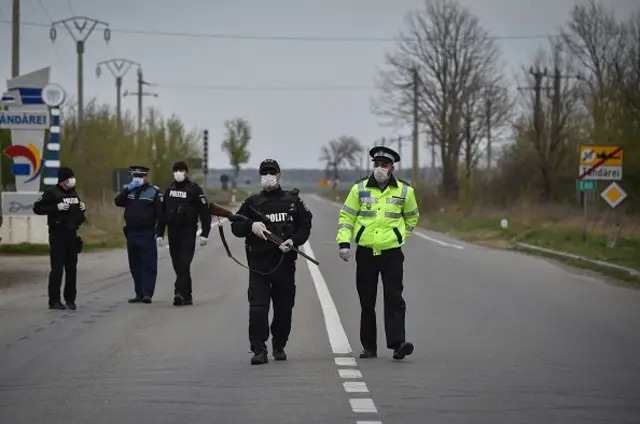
[
  {"x1": 79, "y1": 201, "x2": 86, "y2": 211},
  {"x1": 339, "y1": 248, "x2": 350, "y2": 262},
  {"x1": 156, "y1": 237, "x2": 164, "y2": 247},
  {"x1": 57, "y1": 202, "x2": 69, "y2": 211},
  {"x1": 279, "y1": 239, "x2": 293, "y2": 253},
  {"x1": 199, "y1": 236, "x2": 208, "y2": 247},
  {"x1": 251, "y1": 222, "x2": 271, "y2": 240}
]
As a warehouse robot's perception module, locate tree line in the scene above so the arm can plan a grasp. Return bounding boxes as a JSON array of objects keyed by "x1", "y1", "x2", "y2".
[{"x1": 369, "y1": 0, "x2": 639, "y2": 213}]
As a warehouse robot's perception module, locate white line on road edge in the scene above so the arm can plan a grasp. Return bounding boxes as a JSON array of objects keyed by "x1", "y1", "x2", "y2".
[
  {"x1": 414, "y1": 231, "x2": 464, "y2": 249},
  {"x1": 310, "y1": 193, "x2": 464, "y2": 250},
  {"x1": 301, "y1": 241, "x2": 351, "y2": 354},
  {"x1": 302, "y1": 240, "x2": 383, "y2": 422}
]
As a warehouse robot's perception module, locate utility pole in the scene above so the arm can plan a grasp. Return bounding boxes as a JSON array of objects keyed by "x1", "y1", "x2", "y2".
[
  {"x1": 11, "y1": 0, "x2": 19, "y2": 78},
  {"x1": 486, "y1": 97, "x2": 492, "y2": 172},
  {"x1": 202, "y1": 129, "x2": 209, "y2": 190},
  {"x1": 411, "y1": 67, "x2": 420, "y2": 186},
  {"x1": 50, "y1": 17, "x2": 110, "y2": 156},
  {"x1": 96, "y1": 58, "x2": 141, "y2": 126},
  {"x1": 123, "y1": 67, "x2": 158, "y2": 136}
]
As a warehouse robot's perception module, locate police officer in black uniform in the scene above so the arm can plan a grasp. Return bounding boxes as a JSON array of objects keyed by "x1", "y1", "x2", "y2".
[
  {"x1": 114, "y1": 166, "x2": 163, "y2": 304},
  {"x1": 231, "y1": 159, "x2": 313, "y2": 365},
  {"x1": 33, "y1": 166, "x2": 86, "y2": 310},
  {"x1": 156, "y1": 160, "x2": 212, "y2": 306}
]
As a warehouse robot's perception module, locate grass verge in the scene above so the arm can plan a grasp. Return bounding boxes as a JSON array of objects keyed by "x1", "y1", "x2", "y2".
[{"x1": 317, "y1": 190, "x2": 640, "y2": 285}]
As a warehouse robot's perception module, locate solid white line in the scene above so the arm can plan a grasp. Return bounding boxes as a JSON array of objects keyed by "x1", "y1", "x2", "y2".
[
  {"x1": 334, "y1": 357, "x2": 357, "y2": 367},
  {"x1": 350, "y1": 398, "x2": 378, "y2": 413},
  {"x1": 339, "y1": 369, "x2": 363, "y2": 379},
  {"x1": 344, "y1": 381, "x2": 369, "y2": 392},
  {"x1": 356, "y1": 421, "x2": 383, "y2": 424},
  {"x1": 301, "y1": 241, "x2": 352, "y2": 354},
  {"x1": 414, "y1": 231, "x2": 464, "y2": 249}
]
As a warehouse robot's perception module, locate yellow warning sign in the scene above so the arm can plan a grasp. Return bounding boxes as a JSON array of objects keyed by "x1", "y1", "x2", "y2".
[
  {"x1": 600, "y1": 182, "x2": 627, "y2": 208},
  {"x1": 579, "y1": 145, "x2": 623, "y2": 166}
]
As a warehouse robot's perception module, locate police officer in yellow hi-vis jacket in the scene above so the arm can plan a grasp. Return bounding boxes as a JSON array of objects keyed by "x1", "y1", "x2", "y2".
[{"x1": 336, "y1": 146, "x2": 420, "y2": 360}]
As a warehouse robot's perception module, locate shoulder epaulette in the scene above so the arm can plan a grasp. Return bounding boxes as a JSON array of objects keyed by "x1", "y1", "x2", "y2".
[{"x1": 397, "y1": 178, "x2": 411, "y2": 187}]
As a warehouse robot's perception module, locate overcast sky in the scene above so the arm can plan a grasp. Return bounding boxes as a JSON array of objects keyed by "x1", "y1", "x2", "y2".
[{"x1": 1, "y1": 0, "x2": 637, "y2": 169}]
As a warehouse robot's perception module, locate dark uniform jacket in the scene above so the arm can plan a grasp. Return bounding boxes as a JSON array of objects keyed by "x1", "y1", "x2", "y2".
[
  {"x1": 114, "y1": 183, "x2": 163, "y2": 231},
  {"x1": 231, "y1": 186, "x2": 313, "y2": 258},
  {"x1": 156, "y1": 179, "x2": 212, "y2": 238},
  {"x1": 32, "y1": 184, "x2": 86, "y2": 231}
]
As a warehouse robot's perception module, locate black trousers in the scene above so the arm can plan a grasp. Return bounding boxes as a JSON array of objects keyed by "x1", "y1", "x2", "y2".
[
  {"x1": 247, "y1": 254, "x2": 297, "y2": 352},
  {"x1": 48, "y1": 229, "x2": 78, "y2": 305},
  {"x1": 355, "y1": 246, "x2": 406, "y2": 351},
  {"x1": 168, "y1": 226, "x2": 197, "y2": 300}
]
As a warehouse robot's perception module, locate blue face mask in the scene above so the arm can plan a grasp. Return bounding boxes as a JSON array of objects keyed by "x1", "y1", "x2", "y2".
[{"x1": 132, "y1": 177, "x2": 144, "y2": 184}]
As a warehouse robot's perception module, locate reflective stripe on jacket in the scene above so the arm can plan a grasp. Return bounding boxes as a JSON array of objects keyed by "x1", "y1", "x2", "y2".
[{"x1": 336, "y1": 175, "x2": 419, "y2": 255}]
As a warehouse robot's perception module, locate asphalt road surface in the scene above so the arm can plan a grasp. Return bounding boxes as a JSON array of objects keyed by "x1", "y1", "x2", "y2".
[{"x1": 1, "y1": 194, "x2": 639, "y2": 424}]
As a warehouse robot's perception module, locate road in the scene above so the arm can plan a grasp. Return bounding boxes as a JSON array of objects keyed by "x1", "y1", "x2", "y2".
[{"x1": 1, "y1": 194, "x2": 639, "y2": 424}]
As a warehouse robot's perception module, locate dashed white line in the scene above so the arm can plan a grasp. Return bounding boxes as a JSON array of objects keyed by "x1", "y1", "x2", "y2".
[
  {"x1": 350, "y1": 398, "x2": 378, "y2": 413},
  {"x1": 344, "y1": 381, "x2": 369, "y2": 392},
  {"x1": 339, "y1": 368, "x2": 363, "y2": 379},
  {"x1": 335, "y1": 357, "x2": 358, "y2": 366},
  {"x1": 301, "y1": 240, "x2": 383, "y2": 423}
]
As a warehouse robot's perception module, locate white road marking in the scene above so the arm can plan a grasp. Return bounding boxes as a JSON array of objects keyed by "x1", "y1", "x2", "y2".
[
  {"x1": 335, "y1": 357, "x2": 358, "y2": 366},
  {"x1": 339, "y1": 368, "x2": 363, "y2": 379},
  {"x1": 414, "y1": 231, "x2": 464, "y2": 249},
  {"x1": 301, "y1": 241, "x2": 352, "y2": 354},
  {"x1": 302, "y1": 239, "x2": 382, "y2": 422},
  {"x1": 350, "y1": 398, "x2": 378, "y2": 413},
  {"x1": 344, "y1": 381, "x2": 369, "y2": 392},
  {"x1": 310, "y1": 193, "x2": 465, "y2": 250}
]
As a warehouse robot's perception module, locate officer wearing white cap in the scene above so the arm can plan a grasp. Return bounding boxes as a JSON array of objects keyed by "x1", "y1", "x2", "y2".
[
  {"x1": 114, "y1": 166, "x2": 164, "y2": 304},
  {"x1": 335, "y1": 145, "x2": 420, "y2": 360}
]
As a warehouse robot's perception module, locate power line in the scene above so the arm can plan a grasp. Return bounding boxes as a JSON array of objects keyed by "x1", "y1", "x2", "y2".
[
  {"x1": 0, "y1": 19, "x2": 552, "y2": 42},
  {"x1": 153, "y1": 82, "x2": 372, "y2": 92}
]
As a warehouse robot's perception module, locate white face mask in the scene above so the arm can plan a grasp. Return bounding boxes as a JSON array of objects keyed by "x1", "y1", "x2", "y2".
[
  {"x1": 66, "y1": 177, "x2": 76, "y2": 188},
  {"x1": 132, "y1": 177, "x2": 144, "y2": 185},
  {"x1": 373, "y1": 167, "x2": 390, "y2": 183},
  {"x1": 174, "y1": 171, "x2": 186, "y2": 182},
  {"x1": 261, "y1": 174, "x2": 279, "y2": 190}
]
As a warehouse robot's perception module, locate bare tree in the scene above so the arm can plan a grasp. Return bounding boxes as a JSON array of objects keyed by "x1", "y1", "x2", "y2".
[
  {"x1": 319, "y1": 135, "x2": 363, "y2": 193},
  {"x1": 221, "y1": 118, "x2": 251, "y2": 189},
  {"x1": 516, "y1": 41, "x2": 583, "y2": 201},
  {"x1": 371, "y1": 0, "x2": 505, "y2": 200},
  {"x1": 561, "y1": 0, "x2": 626, "y2": 143}
]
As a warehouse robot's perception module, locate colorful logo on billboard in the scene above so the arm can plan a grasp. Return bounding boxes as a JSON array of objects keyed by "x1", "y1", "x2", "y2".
[{"x1": 3, "y1": 143, "x2": 43, "y2": 183}]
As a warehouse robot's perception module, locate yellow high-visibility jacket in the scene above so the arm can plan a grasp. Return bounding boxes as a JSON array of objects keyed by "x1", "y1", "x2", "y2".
[{"x1": 336, "y1": 174, "x2": 420, "y2": 255}]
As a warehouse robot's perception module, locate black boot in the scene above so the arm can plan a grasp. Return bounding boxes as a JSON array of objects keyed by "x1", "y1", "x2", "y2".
[
  {"x1": 392, "y1": 342, "x2": 414, "y2": 360},
  {"x1": 173, "y1": 294, "x2": 184, "y2": 306},
  {"x1": 66, "y1": 301, "x2": 77, "y2": 310},
  {"x1": 142, "y1": 296, "x2": 152, "y2": 304},
  {"x1": 272, "y1": 346, "x2": 287, "y2": 361},
  {"x1": 359, "y1": 349, "x2": 377, "y2": 358},
  {"x1": 49, "y1": 302, "x2": 66, "y2": 310},
  {"x1": 128, "y1": 295, "x2": 143, "y2": 303},
  {"x1": 251, "y1": 348, "x2": 268, "y2": 365}
]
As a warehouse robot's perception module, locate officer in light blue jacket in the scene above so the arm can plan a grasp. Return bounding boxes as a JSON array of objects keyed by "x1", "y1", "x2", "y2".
[{"x1": 114, "y1": 166, "x2": 164, "y2": 304}]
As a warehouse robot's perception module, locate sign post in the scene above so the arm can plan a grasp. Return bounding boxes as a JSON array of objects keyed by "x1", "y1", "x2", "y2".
[
  {"x1": 577, "y1": 144, "x2": 625, "y2": 243},
  {"x1": 0, "y1": 67, "x2": 66, "y2": 244}
]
